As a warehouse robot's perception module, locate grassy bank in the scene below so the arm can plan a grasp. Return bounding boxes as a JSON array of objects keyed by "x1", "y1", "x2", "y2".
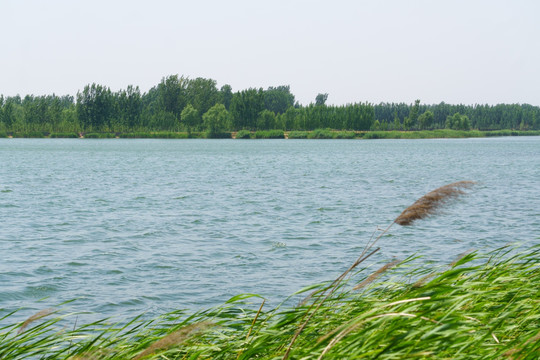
[
  {"x1": 1, "y1": 244, "x2": 538, "y2": 359},
  {"x1": 361, "y1": 129, "x2": 540, "y2": 139},
  {"x1": 1, "y1": 129, "x2": 540, "y2": 139}
]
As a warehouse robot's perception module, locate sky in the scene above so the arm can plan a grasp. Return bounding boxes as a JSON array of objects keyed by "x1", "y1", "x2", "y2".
[{"x1": 1, "y1": 0, "x2": 539, "y2": 106}]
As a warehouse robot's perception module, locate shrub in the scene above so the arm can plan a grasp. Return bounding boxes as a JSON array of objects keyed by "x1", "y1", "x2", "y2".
[
  {"x1": 49, "y1": 132, "x2": 78, "y2": 138},
  {"x1": 254, "y1": 130, "x2": 285, "y2": 139},
  {"x1": 206, "y1": 131, "x2": 232, "y2": 139},
  {"x1": 333, "y1": 131, "x2": 356, "y2": 139},
  {"x1": 287, "y1": 131, "x2": 308, "y2": 139},
  {"x1": 13, "y1": 131, "x2": 46, "y2": 138},
  {"x1": 118, "y1": 132, "x2": 152, "y2": 138},
  {"x1": 84, "y1": 133, "x2": 115, "y2": 138},
  {"x1": 117, "y1": 132, "x2": 191, "y2": 139},
  {"x1": 308, "y1": 128, "x2": 333, "y2": 139},
  {"x1": 363, "y1": 131, "x2": 397, "y2": 139},
  {"x1": 235, "y1": 130, "x2": 252, "y2": 139},
  {"x1": 157, "y1": 132, "x2": 189, "y2": 139}
]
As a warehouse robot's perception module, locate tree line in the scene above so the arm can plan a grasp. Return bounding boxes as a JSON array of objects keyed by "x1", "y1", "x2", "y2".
[
  {"x1": 373, "y1": 101, "x2": 539, "y2": 131},
  {"x1": 1, "y1": 75, "x2": 539, "y2": 135}
]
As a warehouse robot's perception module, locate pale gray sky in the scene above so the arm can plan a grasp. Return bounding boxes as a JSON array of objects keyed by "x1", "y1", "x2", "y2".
[{"x1": 2, "y1": 0, "x2": 539, "y2": 106}]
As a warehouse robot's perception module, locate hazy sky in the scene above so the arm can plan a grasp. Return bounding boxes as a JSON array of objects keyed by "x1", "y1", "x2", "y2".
[{"x1": 2, "y1": 0, "x2": 539, "y2": 106}]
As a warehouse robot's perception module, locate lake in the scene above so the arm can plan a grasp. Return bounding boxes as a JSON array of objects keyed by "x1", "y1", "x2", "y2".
[{"x1": 1, "y1": 137, "x2": 539, "y2": 324}]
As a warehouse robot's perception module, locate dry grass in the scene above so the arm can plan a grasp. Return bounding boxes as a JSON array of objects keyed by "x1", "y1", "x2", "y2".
[
  {"x1": 132, "y1": 320, "x2": 213, "y2": 360},
  {"x1": 8, "y1": 181, "x2": 536, "y2": 360},
  {"x1": 413, "y1": 249, "x2": 476, "y2": 288},
  {"x1": 282, "y1": 181, "x2": 477, "y2": 359},
  {"x1": 394, "y1": 181, "x2": 476, "y2": 226},
  {"x1": 1, "y1": 246, "x2": 538, "y2": 360},
  {"x1": 504, "y1": 330, "x2": 540, "y2": 360},
  {"x1": 352, "y1": 259, "x2": 401, "y2": 291},
  {"x1": 17, "y1": 308, "x2": 54, "y2": 334}
]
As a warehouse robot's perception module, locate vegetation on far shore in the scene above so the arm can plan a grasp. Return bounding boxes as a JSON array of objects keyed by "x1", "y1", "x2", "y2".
[
  {"x1": 1, "y1": 75, "x2": 539, "y2": 138},
  {"x1": 1, "y1": 128, "x2": 539, "y2": 139}
]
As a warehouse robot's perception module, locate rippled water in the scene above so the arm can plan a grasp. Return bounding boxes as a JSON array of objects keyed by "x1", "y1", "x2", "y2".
[{"x1": 1, "y1": 137, "x2": 539, "y2": 323}]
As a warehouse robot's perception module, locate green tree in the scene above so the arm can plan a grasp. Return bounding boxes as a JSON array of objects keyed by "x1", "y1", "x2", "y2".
[
  {"x1": 220, "y1": 84, "x2": 233, "y2": 110},
  {"x1": 203, "y1": 103, "x2": 231, "y2": 136},
  {"x1": 315, "y1": 93, "x2": 328, "y2": 106},
  {"x1": 263, "y1": 86, "x2": 295, "y2": 114},
  {"x1": 282, "y1": 106, "x2": 298, "y2": 130},
  {"x1": 186, "y1": 77, "x2": 220, "y2": 121},
  {"x1": 256, "y1": 109, "x2": 276, "y2": 130},
  {"x1": 460, "y1": 115, "x2": 471, "y2": 130},
  {"x1": 0, "y1": 98, "x2": 4, "y2": 129},
  {"x1": 157, "y1": 74, "x2": 189, "y2": 119},
  {"x1": 116, "y1": 85, "x2": 142, "y2": 130},
  {"x1": 181, "y1": 104, "x2": 199, "y2": 135},
  {"x1": 418, "y1": 110, "x2": 434, "y2": 130},
  {"x1": 446, "y1": 112, "x2": 470, "y2": 130},
  {"x1": 407, "y1": 99, "x2": 421, "y2": 129},
  {"x1": 150, "y1": 110, "x2": 177, "y2": 131},
  {"x1": 22, "y1": 95, "x2": 50, "y2": 129},
  {"x1": 58, "y1": 107, "x2": 79, "y2": 132},
  {"x1": 393, "y1": 111, "x2": 401, "y2": 130},
  {"x1": 229, "y1": 88, "x2": 264, "y2": 130},
  {"x1": 76, "y1": 84, "x2": 114, "y2": 130},
  {"x1": 2, "y1": 98, "x2": 22, "y2": 131},
  {"x1": 403, "y1": 116, "x2": 411, "y2": 130}
]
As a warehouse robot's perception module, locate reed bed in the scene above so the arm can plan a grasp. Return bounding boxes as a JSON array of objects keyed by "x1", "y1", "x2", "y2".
[
  {"x1": 1, "y1": 244, "x2": 538, "y2": 359},
  {"x1": 1, "y1": 182, "x2": 538, "y2": 359},
  {"x1": 49, "y1": 132, "x2": 79, "y2": 138},
  {"x1": 254, "y1": 130, "x2": 285, "y2": 139},
  {"x1": 235, "y1": 130, "x2": 252, "y2": 139}
]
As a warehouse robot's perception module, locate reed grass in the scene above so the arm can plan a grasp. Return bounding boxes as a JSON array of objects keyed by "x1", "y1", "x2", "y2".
[
  {"x1": 83, "y1": 133, "x2": 116, "y2": 139},
  {"x1": 78, "y1": 131, "x2": 201, "y2": 139},
  {"x1": 1, "y1": 182, "x2": 538, "y2": 359},
  {"x1": 132, "y1": 321, "x2": 214, "y2": 360},
  {"x1": 17, "y1": 309, "x2": 54, "y2": 334},
  {"x1": 235, "y1": 130, "x2": 252, "y2": 139},
  {"x1": 49, "y1": 132, "x2": 79, "y2": 138},
  {"x1": 12, "y1": 131, "x2": 46, "y2": 138},
  {"x1": 1, "y1": 244, "x2": 537, "y2": 359},
  {"x1": 5, "y1": 129, "x2": 539, "y2": 139},
  {"x1": 254, "y1": 130, "x2": 285, "y2": 139},
  {"x1": 307, "y1": 128, "x2": 334, "y2": 139},
  {"x1": 287, "y1": 131, "x2": 309, "y2": 139},
  {"x1": 117, "y1": 132, "x2": 156, "y2": 139},
  {"x1": 332, "y1": 131, "x2": 357, "y2": 139},
  {"x1": 205, "y1": 131, "x2": 232, "y2": 139},
  {"x1": 362, "y1": 129, "x2": 540, "y2": 139},
  {"x1": 352, "y1": 258, "x2": 401, "y2": 290}
]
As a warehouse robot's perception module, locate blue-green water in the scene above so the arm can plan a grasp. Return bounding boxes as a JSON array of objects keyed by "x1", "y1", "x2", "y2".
[{"x1": 1, "y1": 138, "x2": 539, "y2": 323}]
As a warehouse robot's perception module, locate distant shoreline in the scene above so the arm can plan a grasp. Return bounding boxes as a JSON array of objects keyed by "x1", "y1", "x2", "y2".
[{"x1": 1, "y1": 129, "x2": 540, "y2": 140}]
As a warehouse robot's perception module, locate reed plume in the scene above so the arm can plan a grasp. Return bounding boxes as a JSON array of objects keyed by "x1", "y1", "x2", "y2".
[
  {"x1": 394, "y1": 181, "x2": 476, "y2": 226},
  {"x1": 353, "y1": 258, "x2": 401, "y2": 291},
  {"x1": 283, "y1": 181, "x2": 476, "y2": 359},
  {"x1": 17, "y1": 308, "x2": 54, "y2": 334},
  {"x1": 133, "y1": 321, "x2": 213, "y2": 360}
]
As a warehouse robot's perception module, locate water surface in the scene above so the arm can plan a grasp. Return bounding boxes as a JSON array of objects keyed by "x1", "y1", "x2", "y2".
[{"x1": 1, "y1": 138, "x2": 539, "y2": 322}]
